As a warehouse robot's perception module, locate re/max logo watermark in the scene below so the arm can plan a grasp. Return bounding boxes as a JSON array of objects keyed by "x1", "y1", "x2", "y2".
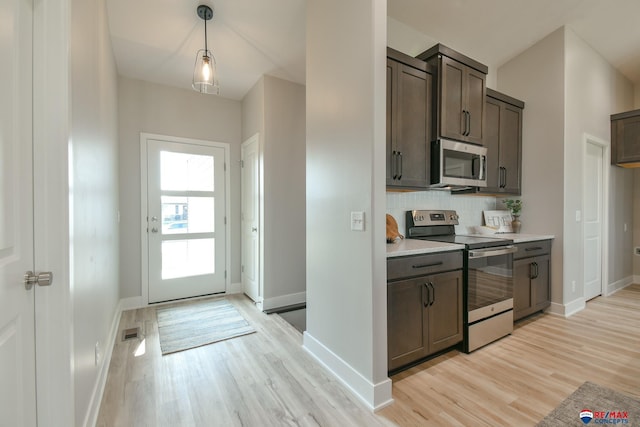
[{"x1": 581, "y1": 409, "x2": 630, "y2": 424}]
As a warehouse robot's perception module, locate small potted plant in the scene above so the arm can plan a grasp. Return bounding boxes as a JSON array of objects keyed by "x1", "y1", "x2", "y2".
[{"x1": 502, "y1": 199, "x2": 522, "y2": 233}]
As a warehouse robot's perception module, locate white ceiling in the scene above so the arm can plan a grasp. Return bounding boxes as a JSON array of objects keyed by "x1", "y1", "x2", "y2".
[{"x1": 106, "y1": 0, "x2": 640, "y2": 101}]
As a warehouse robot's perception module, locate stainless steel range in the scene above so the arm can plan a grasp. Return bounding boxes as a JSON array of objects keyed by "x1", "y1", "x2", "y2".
[{"x1": 406, "y1": 209, "x2": 517, "y2": 352}]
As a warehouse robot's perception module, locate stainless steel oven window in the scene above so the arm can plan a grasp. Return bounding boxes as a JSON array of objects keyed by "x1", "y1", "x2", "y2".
[{"x1": 467, "y1": 247, "x2": 516, "y2": 313}]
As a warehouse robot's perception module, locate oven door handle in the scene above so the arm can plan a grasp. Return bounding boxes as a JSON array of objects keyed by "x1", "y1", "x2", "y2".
[{"x1": 468, "y1": 245, "x2": 517, "y2": 259}]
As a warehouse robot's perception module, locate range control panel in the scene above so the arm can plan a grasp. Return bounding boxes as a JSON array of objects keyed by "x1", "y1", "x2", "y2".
[{"x1": 409, "y1": 210, "x2": 459, "y2": 227}]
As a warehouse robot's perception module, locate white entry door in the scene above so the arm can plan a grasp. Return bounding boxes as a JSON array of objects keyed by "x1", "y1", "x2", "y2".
[
  {"x1": 0, "y1": 0, "x2": 37, "y2": 424},
  {"x1": 584, "y1": 140, "x2": 604, "y2": 300},
  {"x1": 241, "y1": 134, "x2": 260, "y2": 302},
  {"x1": 146, "y1": 137, "x2": 228, "y2": 303}
]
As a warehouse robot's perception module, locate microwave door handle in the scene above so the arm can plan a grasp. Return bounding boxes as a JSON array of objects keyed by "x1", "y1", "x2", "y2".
[{"x1": 479, "y1": 155, "x2": 486, "y2": 180}]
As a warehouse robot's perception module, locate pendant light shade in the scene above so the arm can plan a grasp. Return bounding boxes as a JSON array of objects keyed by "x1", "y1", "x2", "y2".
[{"x1": 192, "y1": 5, "x2": 220, "y2": 95}]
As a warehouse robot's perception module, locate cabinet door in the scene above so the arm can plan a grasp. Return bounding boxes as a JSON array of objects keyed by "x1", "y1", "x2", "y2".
[
  {"x1": 532, "y1": 255, "x2": 550, "y2": 311},
  {"x1": 387, "y1": 278, "x2": 428, "y2": 370},
  {"x1": 386, "y1": 58, "x2": 431, "y2": 189},
  {"x1": 464, "y1": 67, "x2": 486, "y2": 145},
  {"x1": 427, "y1": 270, "x2": 463, "y2": 354},
  {"x1": 386, "y1": 59, "x2": 396, "y2": 185},
  {"x1": 500, "y1": 104, "x2": 522, "y2": 194},
  {"x1": 440, "y1": 56, "x2": 466, "y2": 142},
  {"x1": 513, "y1": 258, "x2": 533, "y2": 321},
  {"x1": 614, "y1": 115, "x2": 640, "y2": 165},
  {"x1": 396, "y1": 64, "x2": 431, "y2": 188},
  {"x1": 483, "y1": 96, "x2": 502, "y2": 192}
]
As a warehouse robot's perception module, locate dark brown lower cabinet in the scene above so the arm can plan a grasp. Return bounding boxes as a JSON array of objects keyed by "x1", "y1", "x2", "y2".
[
  {"x1": 387, "y1": 269, "x2": 463, "y2": 372},
  {"x1": 514, "y1": 252, "x2": 551, "y2": 321}
]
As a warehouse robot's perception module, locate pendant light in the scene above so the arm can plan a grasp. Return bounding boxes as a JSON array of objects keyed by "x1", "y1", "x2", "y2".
[{"x1": 192, "y1": 5, "x2": 220, "y2": 95}]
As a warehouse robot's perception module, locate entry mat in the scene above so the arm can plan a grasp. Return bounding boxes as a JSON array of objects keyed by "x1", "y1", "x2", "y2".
[{"x1": 156, "y1": 298, "x2": 255, "y2": 355}]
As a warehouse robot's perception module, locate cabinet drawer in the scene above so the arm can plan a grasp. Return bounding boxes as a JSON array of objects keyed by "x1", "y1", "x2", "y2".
[
  {"x1": 514, "y1": 240, "x2": 551, "y2": 260},
  {"x1": 388, "y1": 251, "x2": 463, "y2": 281}
]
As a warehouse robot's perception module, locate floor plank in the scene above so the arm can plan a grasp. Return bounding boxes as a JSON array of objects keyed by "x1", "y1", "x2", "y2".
[{"x1": 97, "y1": 285, "x2": 640, "y2": 426}]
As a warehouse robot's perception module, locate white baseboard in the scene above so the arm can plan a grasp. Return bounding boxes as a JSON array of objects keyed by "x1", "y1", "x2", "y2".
[
  {"x1": 119, "y1": 295, "x2": 144, "y2": 311},
  {"x1": 84, "y1": 298, "x2": 126, "y2": 427},
  {"x1": 563, "y1": 297, "x2": 586, "y2": 317},
  {"x1": 606, "y1": 276, "x2": 633, "y2": 296},
  {"x1": 546, "y1": 298, "x2": 586, "y2": 318},
  {"x1": 302, "y1": 332, "x2": 393, "y2": 411},
  {"x1": 227, "y1": 282, "x2": 242, "y2": 294},
  {"x1": 261, "y1": 291, "x2": 306, "y2": 311},
  {"x1": 546, "y1": 302, "x2": 565, "y2": 316}
]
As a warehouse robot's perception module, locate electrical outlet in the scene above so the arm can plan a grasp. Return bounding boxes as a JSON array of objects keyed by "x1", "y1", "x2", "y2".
[{"x1": 95, "y1": 342, "x2": 101, "y2": 366}]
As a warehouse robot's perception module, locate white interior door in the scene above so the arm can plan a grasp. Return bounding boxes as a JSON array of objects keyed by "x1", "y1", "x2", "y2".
[
  {"x1": 584, "y1": 140, "x2": 604, "y2": 300},
  {"x1": 146, "y1": 138, "x2": 227, "y2": 303},
  {"x1": 0, "y1": 0, "x2": 37, "y2": 424},
  {"x1": 241, "y1": 134, "x2": 260, "y2": 302}
]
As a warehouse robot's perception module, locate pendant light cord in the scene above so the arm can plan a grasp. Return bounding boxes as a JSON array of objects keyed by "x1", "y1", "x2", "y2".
[{"x1": 204, "y1": 16, "x2": 208, "y2": 53}]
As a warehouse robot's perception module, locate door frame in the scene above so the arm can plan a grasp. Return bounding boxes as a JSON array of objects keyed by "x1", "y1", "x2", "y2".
[
  {"x1": 140, "y1": 133, "x2": 231, "y2": 305},
  {"x1": 33, "y1": 0, "x2": 74, "y2": 424},
  {"x1": 582, "y1": 133, "x2": 609, "y2": 298}
]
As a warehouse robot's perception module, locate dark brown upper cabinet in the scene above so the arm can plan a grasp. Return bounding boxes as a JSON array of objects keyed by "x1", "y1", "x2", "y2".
[
  {"x1": 480, "y1": 89, "x2": 524, "y2": 195},
  {"x1": 417, "y1": 44, "x2": 488, "y2": 146},
  {"x1": 611, "y1": 109, "x2": 640, "y2": 167},
  {"x1": 387, "y1": 47, "x2": 433, "y2": 189}
]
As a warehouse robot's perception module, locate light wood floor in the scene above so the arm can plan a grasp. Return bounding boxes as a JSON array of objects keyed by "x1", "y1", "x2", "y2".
[{"x1": 97, "y1": 285, "x2": 640, "y2": 426}]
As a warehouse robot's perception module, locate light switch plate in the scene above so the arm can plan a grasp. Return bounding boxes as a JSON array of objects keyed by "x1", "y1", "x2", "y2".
[{"x1": 351, "y1": 211, "x2": 365, "y2": 231}]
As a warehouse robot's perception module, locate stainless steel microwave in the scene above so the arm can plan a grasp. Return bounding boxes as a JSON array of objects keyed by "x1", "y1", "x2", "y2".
[{"x1": 430, "y1": 138, "x2": 487, "y2": 189}]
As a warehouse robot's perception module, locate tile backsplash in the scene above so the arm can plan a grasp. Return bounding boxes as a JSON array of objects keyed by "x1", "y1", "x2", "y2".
[{"x1": 387, "y1": 191, "x2": 497, "y2": 235}]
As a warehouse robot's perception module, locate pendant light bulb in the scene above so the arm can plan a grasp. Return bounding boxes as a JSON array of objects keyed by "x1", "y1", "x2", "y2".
[{"x1": 202, "y1": 55, "x2": 211, "y2": 82}]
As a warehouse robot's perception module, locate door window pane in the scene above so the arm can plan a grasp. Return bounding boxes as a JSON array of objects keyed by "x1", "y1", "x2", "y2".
[
  {"x1": 161, "y1": 196, "x2": 214, "y2": 234},
  {"x1": 162, "y1": 238, "x2": 215, "y2": 279},
  {"x1": 161, "y1": 151, "x2": 214, "y2": 192}
]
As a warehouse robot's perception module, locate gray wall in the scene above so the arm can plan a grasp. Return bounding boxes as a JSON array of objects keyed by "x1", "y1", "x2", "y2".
[
  {"x1": 497, "y1": 28, "x2": 566, "y2": 305},
  {"x1": 241, "y1": 75, "x2": 306, "y2": 308},
  {"x1": 70, "y1": 0, "x2": 120, "y2": 423},
  {"x1": 306, "y1": 0, "x2": 390, "y2": 409},
  {"x1": 262, "y1": 76, "x2": 306, "y2": 304},
  {"x1": 118, "y1": 77, "x2": 242, "y2": 299},
  {"x1": 499, "y1": 27, "x2": 635, "y2": 310}
]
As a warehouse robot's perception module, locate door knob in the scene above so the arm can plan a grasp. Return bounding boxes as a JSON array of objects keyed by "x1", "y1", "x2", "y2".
[
  {"x1": 252, "y1": 227, "x2": 257, "y2": 232},
  {"x1": 24, "y1": 271, "x2": 54, "y2": 290}
]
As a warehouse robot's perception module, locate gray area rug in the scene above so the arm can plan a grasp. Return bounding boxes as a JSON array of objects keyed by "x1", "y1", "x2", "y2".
[
  {"x1": 537, "y1": 381, "x2": 639, "y2": 426},
  {"x1": 156, "y1": 298, "x2": 255, "y2": 355}
]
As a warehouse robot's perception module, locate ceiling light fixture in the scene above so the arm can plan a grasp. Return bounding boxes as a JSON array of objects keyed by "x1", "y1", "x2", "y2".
[{"x1": 192, "y1": 4, "x2": 220, "y2": 95}]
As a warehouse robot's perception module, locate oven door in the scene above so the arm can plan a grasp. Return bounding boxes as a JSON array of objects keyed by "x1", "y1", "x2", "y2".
[{"x1": 467, "y1": 245, "x2": 517, "y2": 323}]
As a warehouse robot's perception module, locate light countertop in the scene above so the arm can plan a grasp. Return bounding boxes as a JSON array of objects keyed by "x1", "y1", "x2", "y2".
[
  {"x1": 467, "y1": 233, "x2": 555, "y2": 243},
  {"x1": 386, "y1": 239, "x2": 464, "y2": 258}
]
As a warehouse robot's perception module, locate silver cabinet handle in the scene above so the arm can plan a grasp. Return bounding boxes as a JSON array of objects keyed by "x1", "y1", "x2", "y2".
[{"x1": 24, "y1": 271, "x2": 53, "y2": 290}]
